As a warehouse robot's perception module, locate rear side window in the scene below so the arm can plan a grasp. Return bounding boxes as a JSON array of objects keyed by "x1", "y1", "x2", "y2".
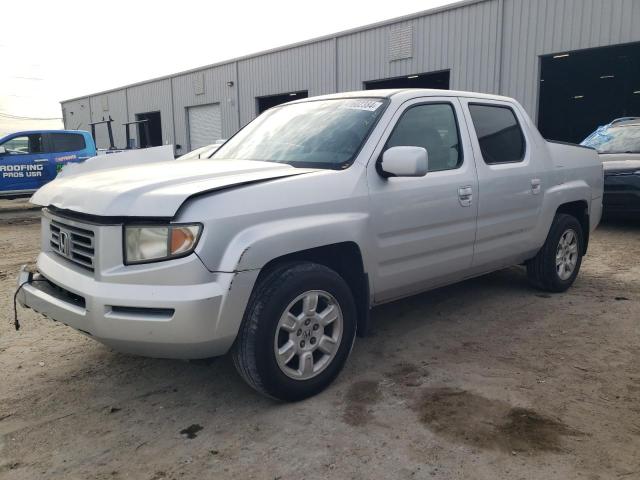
[
  {"x1": 468, "y1": 104, "x2": 525, "y2": 164},
  {"x1": 51, "y1": 133, "x2": 86, "y2": 153},
  {"x1": 386, "y1": 103, "x2": 462, "y2": 171}
]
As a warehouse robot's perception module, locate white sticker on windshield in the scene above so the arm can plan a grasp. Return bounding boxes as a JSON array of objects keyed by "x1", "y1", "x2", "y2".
[{"x1": 342, "y1": 100, "x2": 383, "y2": 112}]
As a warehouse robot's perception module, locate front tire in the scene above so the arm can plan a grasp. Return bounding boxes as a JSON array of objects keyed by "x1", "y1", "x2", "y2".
[
  {"x1": 527, "y1": 213, "x2": 584, "y2": 292},
  {"x1": 232, "y1": 261, "x2": 357, "y2": 401}
]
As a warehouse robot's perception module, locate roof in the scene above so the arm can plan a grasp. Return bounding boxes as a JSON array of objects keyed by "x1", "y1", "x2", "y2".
[
  {"x1": 287, "y1": 88, "x2": 514, "y2": 104},
  {"x1": 61, "y1": 0, "x2": 488, "y2": 103},
  {"x1": 0, "y1": 129, "x2": 88, "y2": 139},
  {"x1": 288, "y1": 89, "x2": 403, "y2": 101}
]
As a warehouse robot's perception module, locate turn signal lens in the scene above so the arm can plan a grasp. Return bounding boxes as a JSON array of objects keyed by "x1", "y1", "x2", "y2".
[{"x1": 170, "y1": 226, "x2": 199, "y2": 255}]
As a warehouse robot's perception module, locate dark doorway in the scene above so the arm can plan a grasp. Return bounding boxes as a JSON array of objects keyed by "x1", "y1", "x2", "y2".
[
  {"x1": 364, "y1": 70, "x2": 450, "y2": 90},
  {"x1": 135, "y1": 111, "x2": 163, "y2": 147},
  {"x1": 257, "y1": 91, "x2": 308, "y2": 114},
  {"x1": 538, "y1": 42, "x2": 640, "y2": 143}
]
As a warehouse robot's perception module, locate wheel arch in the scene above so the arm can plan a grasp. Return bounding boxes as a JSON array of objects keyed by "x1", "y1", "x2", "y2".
[
  {"x1": 555, "y1": 200, "x2": 590, "y2": 254},
  {"x1": 255, "y1": 242, "x2": 371, "y2": 338}
]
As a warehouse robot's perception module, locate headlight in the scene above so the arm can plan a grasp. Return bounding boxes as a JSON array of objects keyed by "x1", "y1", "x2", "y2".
[{"x1": 124, "y1": 224, "x2": 202, "y2": 264}]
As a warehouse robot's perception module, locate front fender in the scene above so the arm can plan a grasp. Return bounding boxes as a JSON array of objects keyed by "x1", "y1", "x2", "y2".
[{"x1": 216, "y1": 213, "x2": 371, "y2": 272}]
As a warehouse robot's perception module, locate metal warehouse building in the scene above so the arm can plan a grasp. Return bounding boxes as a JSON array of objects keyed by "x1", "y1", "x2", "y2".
[{"x1": 61, "y1": 0, "x2": 640, "y2": 155}]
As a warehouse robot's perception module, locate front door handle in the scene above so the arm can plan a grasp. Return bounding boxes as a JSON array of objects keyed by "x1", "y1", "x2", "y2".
[
  {"x1": 531, "y1": 178, "x2": 541, "y2": 195},
  {"x1": 458, "y1": 185, "x2": 473, "y2": 207}
]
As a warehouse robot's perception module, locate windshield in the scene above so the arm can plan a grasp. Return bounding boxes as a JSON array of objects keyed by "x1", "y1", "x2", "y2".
[
  {"x1": 212, "y1": 98, "x2": 387, "y2": 168},
  {"x1": 581, "y1": 124, "x2": 640, "y2": 154}
]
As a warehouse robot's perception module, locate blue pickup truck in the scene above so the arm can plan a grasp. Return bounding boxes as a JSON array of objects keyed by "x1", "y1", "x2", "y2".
[{"x1": 0, "y1": 130, "x2": 96, "y2": 196}]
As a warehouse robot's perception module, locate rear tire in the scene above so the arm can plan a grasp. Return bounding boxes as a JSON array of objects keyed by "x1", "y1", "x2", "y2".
[
  {"x1": 526, "y1": 213, "x2": 584, "y2": 292},
  {"x1": 232, "y1": 261, "x2": 357, "y2": 401}
]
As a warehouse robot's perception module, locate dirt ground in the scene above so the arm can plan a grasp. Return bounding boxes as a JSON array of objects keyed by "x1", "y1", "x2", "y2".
[{"x1": 0, "y1": 213, "x2": 638, "y2": 480}]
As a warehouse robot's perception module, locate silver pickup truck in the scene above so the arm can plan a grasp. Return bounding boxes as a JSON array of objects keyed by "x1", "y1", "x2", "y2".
[{"x1": 17, "y1": 90, "x2": 603, "y2": 401}]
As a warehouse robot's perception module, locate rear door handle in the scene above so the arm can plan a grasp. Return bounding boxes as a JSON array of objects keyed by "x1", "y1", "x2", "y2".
[
  {"x1": 531, "y1": 178, "x2": 541, "y2": 195},
  {"x1": 458, "y1": 185, "x2": 473, "y2": 207},
  {"x1": 33, "y1": 159, "x2": 49, "y2": 164}
]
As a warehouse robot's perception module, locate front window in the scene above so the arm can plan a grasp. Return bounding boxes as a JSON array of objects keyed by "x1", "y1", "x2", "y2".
[
  {"x1": 385, "y1": 103, "x2": 462, "y2": 172},
  {"x1": 0, "y1": 134, "x2": 44, "y2": 155},
  {"x1": 581, "y1": 124, "x2": 640, "y2": 154},
  {"x1": 213, "y1": 98, "x2": 387, "y2": 169}
]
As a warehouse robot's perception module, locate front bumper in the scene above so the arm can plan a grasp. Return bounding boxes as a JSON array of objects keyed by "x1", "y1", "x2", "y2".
[{"x1": 16, "y1": 253, "x2": 258, "y2": 359}]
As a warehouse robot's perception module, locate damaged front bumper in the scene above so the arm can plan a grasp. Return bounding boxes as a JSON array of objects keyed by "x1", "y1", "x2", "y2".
[{"x1": 15, "y1": 256, "x2": 258, "y2": 359}]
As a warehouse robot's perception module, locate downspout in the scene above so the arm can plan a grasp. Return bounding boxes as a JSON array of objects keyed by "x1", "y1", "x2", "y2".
[
  {"x1": 170, "y1": 78, "x2": 177, "y2": 155},
  {"x1": 334, "y1": 36, "x2": 339, "y2": 93},
  {"x1": 496, "y1": 0, "x2": 505, "y2": 94},
  {"x1": 125, "y1": 88, "x2": 130, "y2": 148},
  {"x1": 235, "y1": 61, "x2": 241, "y2": 132}
]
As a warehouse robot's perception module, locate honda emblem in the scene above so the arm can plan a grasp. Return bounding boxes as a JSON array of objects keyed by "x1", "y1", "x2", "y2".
[{"x1": 58, "y1": 230, "x2": 71, "y2": 257}]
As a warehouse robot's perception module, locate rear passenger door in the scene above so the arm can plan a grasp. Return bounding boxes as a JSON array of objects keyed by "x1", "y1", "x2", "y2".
[
  {"x1": 459, "y1": 99, "x2": 543, "y2": 270},
  {"x1": 367, "y1": 98, "x2": 479, "y2": 302}
]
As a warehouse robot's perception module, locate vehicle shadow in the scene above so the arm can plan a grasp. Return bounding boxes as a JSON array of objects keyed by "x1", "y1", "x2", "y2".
[{"x1": 71, "y1": 266, "x2": 534, "y2": 406}]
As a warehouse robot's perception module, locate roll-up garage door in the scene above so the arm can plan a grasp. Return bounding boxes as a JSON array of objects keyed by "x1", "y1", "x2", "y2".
[{"x1": 188, "y1": 103, "x2": 221, "y2": 150}]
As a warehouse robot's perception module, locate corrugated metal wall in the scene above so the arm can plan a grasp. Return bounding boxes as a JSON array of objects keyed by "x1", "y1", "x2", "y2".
[
  {"x1": 125, "y1": 79, "x2": 174, "y2": 148},
  {"x1": 89, "y1": 90, "x2": 127, "y2": 149},
  {"x1": 171, "y1": 63, "x2": 237, "y2": 155},
  {"x1": 337, "y1": 0, "x2": 501, "y2": 93},
  {"x1": 237, "y1": 39, "x2": 336, "y2": 126},
  {"x1": 61, "y1": 98, "x2": 91, "y2": 134},
  {"x1": 62, "y1": 0, "x2": 640, "y2": 151}
]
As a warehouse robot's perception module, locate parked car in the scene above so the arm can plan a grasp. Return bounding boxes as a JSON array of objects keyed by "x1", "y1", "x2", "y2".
[
  {"x1": 581, "y1": 118, "x2": 640, "y2": 216},
  {"x1": 176, "y1": 140, "x2": 226, "y2": 161},
  {"x1": 18, "y1": 90, "x2": 603, "y2": 401},
  {"x1": 0, "y1": 130, "x2": 96, "y2": 196}
]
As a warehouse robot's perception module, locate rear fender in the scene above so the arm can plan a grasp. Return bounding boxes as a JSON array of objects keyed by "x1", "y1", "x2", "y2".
[{"x1": 534, "y1": 180, "x2": 591, "y2": 250}]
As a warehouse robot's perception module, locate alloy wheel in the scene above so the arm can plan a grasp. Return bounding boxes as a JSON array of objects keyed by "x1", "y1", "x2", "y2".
[
  {"x1": 555, "y1": 228, "x2": 579, "y2": 280},
  {"x1": 273, "y1": 290, "x2": 343, "y2": 380}
]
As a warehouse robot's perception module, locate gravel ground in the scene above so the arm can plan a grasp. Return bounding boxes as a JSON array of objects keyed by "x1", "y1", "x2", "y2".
[{"x1": 0, "y1": 215, "x2": 638, "y2": 480}]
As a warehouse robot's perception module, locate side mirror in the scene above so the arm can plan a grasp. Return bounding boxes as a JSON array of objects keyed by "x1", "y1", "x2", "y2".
[
  {"x1": 0, "y1": 146, "x2": 6, "y2": 155},
  {"x1": 379, "y1": 146, "x2": 428, "y2": 178}
]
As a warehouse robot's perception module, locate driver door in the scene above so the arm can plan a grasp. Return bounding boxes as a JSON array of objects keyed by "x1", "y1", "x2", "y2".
[
  {"x1": 0, "y1": 133, "x2": 48, "y2": 193},
  {"x1": 367, "y1": 98, "x2": 479, "y2": 303}
]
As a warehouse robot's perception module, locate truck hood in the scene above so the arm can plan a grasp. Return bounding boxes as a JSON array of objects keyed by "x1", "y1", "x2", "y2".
[{"x1": 31, "y1": 159, "x2": 318, "y2": 218}]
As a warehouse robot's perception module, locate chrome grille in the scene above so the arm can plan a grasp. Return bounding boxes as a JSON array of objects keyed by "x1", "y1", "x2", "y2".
[{"x1": 50, "y1": 220, "x2": 95, "y2": 271}]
